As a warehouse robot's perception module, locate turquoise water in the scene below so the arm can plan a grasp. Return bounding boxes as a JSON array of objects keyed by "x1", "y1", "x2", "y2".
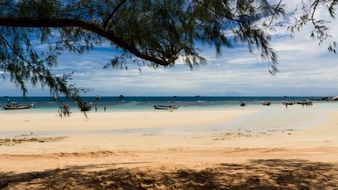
[
  {"x1": 1, "y1": 96, "x2": 336, "y2": 138},
  {"x1": 0, "y1": 102, "x2": 336, "y2": 138},
  {"x1": 0, "y1": 96, "x2": 334, "y2": 113}
]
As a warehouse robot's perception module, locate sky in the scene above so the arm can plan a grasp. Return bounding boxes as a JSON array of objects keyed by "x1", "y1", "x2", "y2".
[{"x1": 1, "y1": 1, "x2": 338, "y2": 97}]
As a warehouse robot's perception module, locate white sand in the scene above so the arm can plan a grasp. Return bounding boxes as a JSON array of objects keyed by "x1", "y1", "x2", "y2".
[{"x1": 0, "y1": 104, "x2": 337, "y2": 173}]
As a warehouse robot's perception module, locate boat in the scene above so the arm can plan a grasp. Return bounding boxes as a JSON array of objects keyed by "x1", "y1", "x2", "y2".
[
  {"x1": 321, "y1": 97, "x2": 330, "y2": 101},
  {"x1": 2, "y1": 102, "x2": 31, "y2": 110},
  {"x1": 296, "y1": 100, "x2": 313, "y2": 106},
  {"x1": 96, "y1": 95, "x2": 101, "y2": 101},
  {"x1": 52, "y1": 95, "x2": 59, "y2": 101},
  {"x1": 332, "y1": 96, "x2": 338, "y2": 101},
  {"x1": 282, "y1": 102, "x2": 294, "y2": 106},
  {"x1": 154, "y1": 105, "x2": 179, "y2": 110},
  {"x1": 306, "y1": 100, "x2": 313, "y2": 106},
  {"x1": 296, "y1": 101, "x2": 308, "y2": 105},
  {"x1": 262, "y1": 101, "x2": 270, "y2": 106},
  {"x1": 308, "y1": 97, "x2": 329, "y2": 101}
]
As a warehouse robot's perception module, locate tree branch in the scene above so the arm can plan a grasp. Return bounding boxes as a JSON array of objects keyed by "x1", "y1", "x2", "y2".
[
  {"x1": 103, "y1": 0, "x2": 128, "y2": 29},
  {"x1": 264, "y1": 0, "x2": 284, "y2": 27},
  {"x1": 0, "y1": 17, "x2": 171, "y2": 66}
]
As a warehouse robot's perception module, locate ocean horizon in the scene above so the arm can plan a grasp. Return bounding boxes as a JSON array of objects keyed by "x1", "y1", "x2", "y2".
[{"x1": 0, "y1": 96, "x2": 334, "y2": 112}]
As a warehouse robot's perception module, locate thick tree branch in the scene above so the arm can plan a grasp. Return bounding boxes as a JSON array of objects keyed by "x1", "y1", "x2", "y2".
[{"x1": 0, "y1": 17, "x2": 171, "y2": 66}]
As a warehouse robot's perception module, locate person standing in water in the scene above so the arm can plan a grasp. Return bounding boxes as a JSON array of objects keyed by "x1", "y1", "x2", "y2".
[{"x1": 104, "y1": 105, "x2": 107, "y2": 112}]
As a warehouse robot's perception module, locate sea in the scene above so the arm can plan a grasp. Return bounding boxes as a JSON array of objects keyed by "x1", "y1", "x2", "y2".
[
  {"x1": 0, "y1": 96, "x2": 332, "y2": 112},
  {"x1": 0, "y1": 96, "x2": 336, "y2": 137}
]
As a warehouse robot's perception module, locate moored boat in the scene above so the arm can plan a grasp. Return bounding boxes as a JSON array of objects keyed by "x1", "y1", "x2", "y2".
[
  {"x1": 154, "y1": 105, "x2": 179, "y2": 110},
  {"x1": 282, "y1": 102, "x2": 294, "y2": 106},
  {"x1": 96, "y1": 95, "x2": 101, "y2": 101},
  {"x1": 296, "y1": 100, "x2": 313, "y2": 106},
  {"x1": 262, "y1": 101, "x2": 270, "y2": 106},
  {"x1": 2, "y1": 102, "x2": 31, "y2": 110}
]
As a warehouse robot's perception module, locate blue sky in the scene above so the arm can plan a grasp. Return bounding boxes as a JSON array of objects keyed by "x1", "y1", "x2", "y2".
[{"x1": 1, "y1": 1, "x2": 338, "y2": 96}]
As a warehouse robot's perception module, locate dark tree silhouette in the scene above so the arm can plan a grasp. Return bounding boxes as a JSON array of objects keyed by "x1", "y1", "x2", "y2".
[{"x1": 0, "y1": 0, "x2": 336, "y2": 104}]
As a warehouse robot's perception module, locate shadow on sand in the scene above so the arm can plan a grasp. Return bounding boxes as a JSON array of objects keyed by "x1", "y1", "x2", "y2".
[{"x1": 1, "y1": 159, "x2": 337, "y2": 189}]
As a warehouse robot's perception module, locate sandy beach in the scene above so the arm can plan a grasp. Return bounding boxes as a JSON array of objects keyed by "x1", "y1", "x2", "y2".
[
  {"x1": 0, "y1": 104, "x2": 338, "y2": 189},
  {"x1": 3, "y1": 0, "x2": 338, "y2": 189}
]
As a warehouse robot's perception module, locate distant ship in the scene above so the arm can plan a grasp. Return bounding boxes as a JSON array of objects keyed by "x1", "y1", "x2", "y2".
[
  {"x1": 96, "y1": 95, "x2": 101, "y2": 101},
  {"x1": 52, "y1": 96, "x2": 58, "y2": 101}
]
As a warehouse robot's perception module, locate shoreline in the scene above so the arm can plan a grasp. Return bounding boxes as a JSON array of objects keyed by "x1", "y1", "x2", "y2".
[
  {"x1": 0, "y1": 109, "x2": 256, "y2": 134},
  {"x1": 0, "y1": 105, "x2": 337, "y2": 188}
]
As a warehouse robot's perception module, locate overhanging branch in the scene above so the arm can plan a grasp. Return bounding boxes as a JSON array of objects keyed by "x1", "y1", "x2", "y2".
[
  {"x1": 0, "y1": 17, "x2": 171, "y2": 66},
  {"x1": 103, "y1": 0, "x2": 128, "y2": 29}
]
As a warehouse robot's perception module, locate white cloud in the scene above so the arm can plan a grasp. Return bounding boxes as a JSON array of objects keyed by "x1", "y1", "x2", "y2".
[{"x1": 1, "y1": 1, "x2": 338, "y2": 96}]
